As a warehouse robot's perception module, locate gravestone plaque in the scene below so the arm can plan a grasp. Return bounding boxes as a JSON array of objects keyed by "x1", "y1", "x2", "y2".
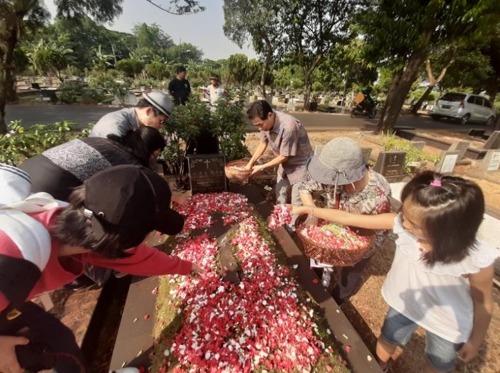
[
  {"x1": 361, "y1": 147, "x2": 372, "y2": 162},
  {"x1": 481, "y1": 150, "x2": 500, "y2": 172},
  {"x1": 483, "y1": 131, "x2": 500, "y2": 150},
  {"x1": 435, "y1": 150, "x2": 460, "y2": 174},
  {"x1": 448, "y1": 141, "x2": 470, "y2": 160},
  {"x1": 187, "y1": 154, "x2": 227, "y2": 194},
  {"x1": 410, "y1": 141, "x2": 426, "y2": 150},
  {"x1": 373, "y1": 151, "x2": 406, "y2": 182}
]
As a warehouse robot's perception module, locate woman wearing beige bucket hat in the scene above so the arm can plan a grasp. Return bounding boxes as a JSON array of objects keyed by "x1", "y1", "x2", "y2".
[{"x1": 296, "y1": 137, "x2": 392, "y2": 304}]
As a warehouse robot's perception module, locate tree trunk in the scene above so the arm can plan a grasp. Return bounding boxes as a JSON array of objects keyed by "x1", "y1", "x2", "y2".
[
  {"x1": 410, "y1": 56, "x2": 454, "y2": 115},
  {"x1": 0, "y1": 25, "x2": 19, "y2": 134},
  {"x1": 377, "y1": 49, "x2": 429, "y2": 133},
  {"x1": 410, "y1": 85, "x2": 434, "y2": 114},
  {"x1": 259, "y1": 47, "x2": 272, "y2": 100}
]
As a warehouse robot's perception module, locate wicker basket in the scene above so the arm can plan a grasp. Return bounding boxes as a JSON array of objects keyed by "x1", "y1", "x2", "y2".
[
  {"x1": 297, "y1": 227, "x2": 376, "y2": 267},
  {"x1": 225, "y1": 160, "x2": 252, "y2": 182}
]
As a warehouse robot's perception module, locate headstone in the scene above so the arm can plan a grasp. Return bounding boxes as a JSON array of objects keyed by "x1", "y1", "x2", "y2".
[
  {"x1": 481, "y1": 150, "x2": 500, "y2": 172},
  {"x1": 434, "y1": 150, "x2": 461, "y2": 174},
  {"x1": 361, "y1": 147, "x2": 372, "y2": 162},
  {"x1": 410, "y1": 141, "x2": 426, "y2": 150},
  {"x1": 373, "y1": 151, "x2": 406, "y2": 182},
  {"x1": 187, "y1": 154, "x2": 227, "y2": 194},
  {"x1": 483, "y1": 131, "x2": 500, "y2": 150},
  {"x1": 448, "y1": 141, "x2": 470, "y2": 160},
  {"x1": 468, "y1": 129, "x2": 486, "y2": 138},
  {"x1": 314, "y1": 145, "x2": 324, "y2": 155}
]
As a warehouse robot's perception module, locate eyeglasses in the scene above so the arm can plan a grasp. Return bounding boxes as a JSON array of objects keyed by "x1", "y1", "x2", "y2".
[
  {"x1": 160, "y1": 118, "x2": 168, "y2": 125},
  {"x1": 253, "y1": 121, "x2": 266, "y2": 127}
]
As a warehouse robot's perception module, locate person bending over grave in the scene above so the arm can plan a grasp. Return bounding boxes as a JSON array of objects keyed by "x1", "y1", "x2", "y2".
[
  {"x1": 20, "y1": 126, "x2": 172, "y2": 202},
  {"x1": 90, "y1": 90, "x2": 173, "y2": 138},
  {"x1": 245, "y1": 100, "x2": 313, "y2": 229},
  {"x1": 0, "y1": 164, "x2": 201, "y2": 373},
  {"x1": 20, "y1": 127, "x2": 189, "y2": 287},
  {"x1": 297, "y1": 137, "x2": 391, "y2": 305}
]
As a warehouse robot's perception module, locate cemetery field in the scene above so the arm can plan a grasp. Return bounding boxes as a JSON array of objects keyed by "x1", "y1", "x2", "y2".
[{"x1": 246, "y1": 129, "x2": 500, "y2": 373}]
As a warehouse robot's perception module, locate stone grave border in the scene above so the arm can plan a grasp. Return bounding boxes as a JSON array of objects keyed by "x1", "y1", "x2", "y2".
[
  {"x1": 395, "y1": 129, "x2": 489, "y2": 160},
  {"x1": 109, "y1": 185, "x2": 383, "y2": 373}
]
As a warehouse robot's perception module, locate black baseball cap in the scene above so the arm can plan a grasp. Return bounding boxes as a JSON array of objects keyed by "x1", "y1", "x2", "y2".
[{"x1": 83, "y1": 165, "x2": 184, "y2": 248}]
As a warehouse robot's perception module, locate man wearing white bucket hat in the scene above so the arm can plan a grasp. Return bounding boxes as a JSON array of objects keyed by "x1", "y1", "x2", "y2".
[
  {"x1": 90, "y1": 90, "x2": 174, "y2": 138},
  {"x1": 295, "y1": 137, "x2": 392, "y2": 304}
]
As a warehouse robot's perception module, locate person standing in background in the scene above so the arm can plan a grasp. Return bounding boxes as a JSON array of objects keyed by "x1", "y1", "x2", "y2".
[
  {"x1": 168, "y1": 66, "x2": 191, "y2": 105},
  {"x1": 205, "y1": 75, "x2": 227, "y2": 106}
]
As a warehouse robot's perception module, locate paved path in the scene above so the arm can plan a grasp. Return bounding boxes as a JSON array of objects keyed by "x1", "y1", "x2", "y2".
[{"x1": 5, "y1": 104, "x2": 491, "y2": 133}]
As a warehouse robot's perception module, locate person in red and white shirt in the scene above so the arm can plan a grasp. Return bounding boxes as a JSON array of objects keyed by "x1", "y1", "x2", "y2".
[{"x1": 0, "y1": 164, "x2": 200, "y2": 373}]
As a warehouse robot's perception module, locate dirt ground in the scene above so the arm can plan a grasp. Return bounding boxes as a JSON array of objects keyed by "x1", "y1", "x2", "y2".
[{"x1": 245, "y1": 129, "x2": 500, "y2": 373}]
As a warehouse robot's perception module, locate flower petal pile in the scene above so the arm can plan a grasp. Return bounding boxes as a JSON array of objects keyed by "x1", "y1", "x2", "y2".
[
  {"x1": 268, "y1": 204, "x2": 292, "y2": 230},
  {"x1": 299, "y1": 223, "x2": 371, "y2": 251},
  {"x1": 158, "y1": 193, "x2": 330, "y2": 373}
]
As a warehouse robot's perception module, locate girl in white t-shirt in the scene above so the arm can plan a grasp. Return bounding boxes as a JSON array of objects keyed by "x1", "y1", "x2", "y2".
[{"x1": 292, "y1": 171, "x2": 498, "y2": 372}]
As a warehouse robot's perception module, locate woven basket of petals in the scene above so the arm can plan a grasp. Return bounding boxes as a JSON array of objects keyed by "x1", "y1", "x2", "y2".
[
  {"x1": 225, "y1": 160, "x2": 252, "y2": 183},
  {"x1": 298, "y1": 223, "x2": 376, "y2": 267}
]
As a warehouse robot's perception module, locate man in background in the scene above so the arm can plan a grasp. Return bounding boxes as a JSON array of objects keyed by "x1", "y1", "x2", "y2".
[{"x1": 168, "y1": 66, "x2": 191, "y2": 105}]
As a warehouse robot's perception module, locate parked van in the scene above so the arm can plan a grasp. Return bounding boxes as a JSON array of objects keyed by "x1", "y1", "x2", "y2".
[{"x1": 430, "y1": 92, "x2": 496, "y2": 125}]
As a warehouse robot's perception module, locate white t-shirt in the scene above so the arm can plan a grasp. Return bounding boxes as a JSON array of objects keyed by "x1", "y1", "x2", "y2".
[
  {"x1": 206, "y1": 84, "x2": 226, "y2": 105},
  {"x1": 382, "y1": 215, "x2": 499, "y2": 343}
]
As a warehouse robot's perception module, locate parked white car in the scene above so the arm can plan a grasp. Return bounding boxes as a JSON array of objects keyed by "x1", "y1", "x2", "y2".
[{"x1": 431, "y1": 92, "x2": 496, "y2": 125}]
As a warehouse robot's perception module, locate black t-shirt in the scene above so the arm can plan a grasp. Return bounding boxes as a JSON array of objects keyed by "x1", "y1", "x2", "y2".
[{"x1": 168, "y1": 78, "x2": 191, "y2": 105}]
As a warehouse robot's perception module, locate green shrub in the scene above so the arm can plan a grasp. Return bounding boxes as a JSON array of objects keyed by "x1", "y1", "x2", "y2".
[
  {"x1": 382, "y1": 132, "x2": 439, "y2": 172},
  {"x1": 59, "y1": 82, "x2": 83, "y2": 104},
  {"x1": 0, "y1": 121, "x2": 78, "y2": 165},
  {"x1": 161, "y1": 97, "x2": 249, "y2": 187}
]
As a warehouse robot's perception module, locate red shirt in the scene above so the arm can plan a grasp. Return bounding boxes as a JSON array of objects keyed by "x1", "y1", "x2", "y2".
[{"x1": 0, "y1": 208, "x2": 192, "y2": 312}]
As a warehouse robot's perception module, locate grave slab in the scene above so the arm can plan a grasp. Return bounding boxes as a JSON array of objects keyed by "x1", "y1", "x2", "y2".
[
  {"x1": 448, "y1": 141, "x2": 470, "y2": 160},
  {"x1": 187, "y1": 154, "x2": 226, "y2": 194},
  {"x1": 435, "y1": 150, "x2": 461, "y2": 174},
  {"x1": 373, "y1": 151, "x2": 406, "y2": 182},
  {"x1": 481, "y1": 150, "x2": 500, "y2": 172},
  {"x1": 483, "y1": 131, "x2": 500, "y2": 150}
]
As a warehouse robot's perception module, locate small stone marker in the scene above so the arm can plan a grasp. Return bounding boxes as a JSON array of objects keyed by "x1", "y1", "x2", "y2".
[
  {"x1": 361, "y1": 147, "x2": 372, "y2": 162},
  {"x1": 410, "y1": 141, "x2": 426, "y2": 150},
  {"x1": 435, "y1": 150, "x2": 461, "y2": 174},
  {"x1": 187, "y1": 154, "x2": 227, "y2": 194},
  {"x1": 314, "y1": 145, "x2": 324, "y2": 155},
  {"x1": 448, "y1": 141, "x2": 470, "y2": 160},
  {"x1": 483, "y1": 131, "x2": 500, "y2": 150},
  {"x1": 481, "y1": 150, "x2": 500, "y2": 172},
  {"x1": 217, "y1": 224, "x2": 241, "y2": 284},
  {"x1": 373, "y1": 151, "x2": 406, "y2": 182}
]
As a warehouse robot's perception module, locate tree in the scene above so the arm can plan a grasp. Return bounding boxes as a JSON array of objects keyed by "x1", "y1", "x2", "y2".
[
  {"x1": 36, "y1": 49, "x2": 68, "y2": 81},
  {"x1": 278, "y1": 0, "x2": 356, "y2": 109},
  {"x1": 359, "y1": 0, "x2": 500, "y2": 133},
  {"x1": 0, "y1": 0, "x2": 123, "y2": 134},
  {"x1": 132, "y1": 23, "x2": 174, "y2": 50},
  {"x1": 227, "y1": 54, "x2": 250, "y2": 89},
  {"x1": 145, "y1": 61, "x2": 168, "y2": 80},
  {"x1": 223, "y1": 0, "x2": 283, "y2": 99},
  {"x1": 115, "y1": 58, "x2": 144, "y2": 77},
  {"x1": 165, "y1": 43, "x2": 203, "y2": 64}
]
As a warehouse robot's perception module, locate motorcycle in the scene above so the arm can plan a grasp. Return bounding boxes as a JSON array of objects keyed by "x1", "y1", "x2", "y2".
[{"x1": 350, "y1": 101, "x2": 377, "y2": 119}]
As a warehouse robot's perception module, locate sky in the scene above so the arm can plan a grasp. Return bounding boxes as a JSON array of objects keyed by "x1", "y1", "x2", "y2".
[{"x1": 42, "y1": 0, "x2": 257, "y2": 61}]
